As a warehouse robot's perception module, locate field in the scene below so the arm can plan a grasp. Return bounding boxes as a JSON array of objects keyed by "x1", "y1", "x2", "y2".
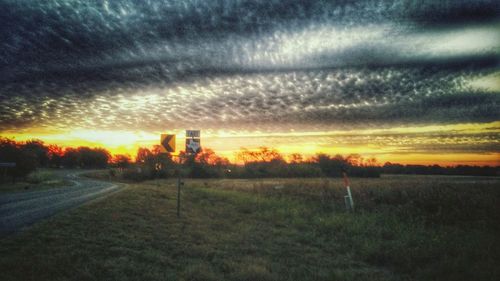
[
  {"x1": 0, "y1": 169, "x2": 75, "y2": 193},
  {"x1": 0, "y1": 175, "x2": 499, "y2": 281}
]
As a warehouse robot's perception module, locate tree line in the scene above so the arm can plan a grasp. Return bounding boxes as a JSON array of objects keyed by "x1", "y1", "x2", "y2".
[
  {"x1": 1, "y1": 138, "x2": 498, "y2": 183},
  {"x1": 120, "y1": 146, "x2": 498, "y2": 181},
  {"x1": 0, "y1": 138, "x2": 111, "y2": 181}
]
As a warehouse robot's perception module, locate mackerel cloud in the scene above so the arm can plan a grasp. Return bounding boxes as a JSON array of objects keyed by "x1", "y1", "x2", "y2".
[{"x1": 0, "y1": 0, "x2": 499, "y2": 132}]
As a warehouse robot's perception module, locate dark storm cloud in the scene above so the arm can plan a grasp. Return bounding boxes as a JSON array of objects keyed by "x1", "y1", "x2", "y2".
[
  {"x1": 1, "y1": 0, "x2": 499, "y2": 81},
  {"x1": 2, "y1": 67, "x2": 498, "y2": 132},
  {"x1": 0, "y1": 0, "x2": 499, "y2": 132}
]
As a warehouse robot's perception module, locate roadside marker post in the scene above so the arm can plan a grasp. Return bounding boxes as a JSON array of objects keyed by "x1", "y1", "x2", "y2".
[
  {"x1": 342, "y1": 171, "x2": 355, "y2": 212},
  {"x1": 176, "y1": 176, "x2": 183, "y2": 218},
  {"x1": 160, "y1": 130, "x2": 201, "y2": 218},
  {"x1": 160, "y1": 133, "x2": 183, "y2": 218}
]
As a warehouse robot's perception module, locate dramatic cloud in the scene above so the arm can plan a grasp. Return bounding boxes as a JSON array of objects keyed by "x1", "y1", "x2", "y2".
[
  {"x1": 0, "y1": 0, "x2": 499, "y2": 160},
  {"x1": 1, "y1": 67, "x2": 498, "y2": 132}
]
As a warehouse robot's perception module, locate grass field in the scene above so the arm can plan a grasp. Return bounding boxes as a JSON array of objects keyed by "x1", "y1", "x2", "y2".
[
  {"x1": 0, "y1": 175, "x2": 499, "y2": 280},
  {"x1": 0, "y1": 169, "x2": 75, "y2": 193}
]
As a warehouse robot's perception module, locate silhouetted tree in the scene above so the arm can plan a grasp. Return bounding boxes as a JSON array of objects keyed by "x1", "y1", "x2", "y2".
[
  {"x1": 313, "y1": 153, "x2": 346, "y2": 177},
  {"x1": 112, "y1": 154, "x2": 131, "y2": 169},
  {"x1": 345, "y1": 154, "x2": 363, "y2": 166},
  {"x1": 196, "y1": 148, "x2": 229, "y2": 166},
  {"x1": 132, "y1": 146, "x2": 176, "y2": 178},
  {"x1": 77, "y1": 147, "x2": 110, "y2": 168},
  {"x1": 23, "y1": 139, "x2": 49, "y2": 168},
  {"x1": 236, "y1": 147, "x2": 287, "y2": 177},
  {"x1": 62, "y1": 148, "x2": 79, "y2": 168},
  {"x1": 136, "y1": 148, "x2": 153, "y2": 165},
  {"x1": 0, "y1": 138, "x2": 37, "y2": 180},
  {"x1": 288, "y1": 153, "x2": 303, "y2": 163},
  {"x1": 48, "y1": 144, "x2": 64, "y2": 168},
  {"x1": 183, "y1": 148, "x2": 231, "y2": 178}
]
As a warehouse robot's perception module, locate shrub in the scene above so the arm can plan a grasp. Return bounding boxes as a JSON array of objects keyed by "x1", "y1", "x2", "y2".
[
  {"x1": 122, "y1": 167, "x2": 153, "y2": 182},
  {"x1": 26, "y1": 171, "x2": 54, "y2": 184}
]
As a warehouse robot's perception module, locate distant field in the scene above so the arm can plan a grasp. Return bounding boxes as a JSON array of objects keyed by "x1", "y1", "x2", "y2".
[{"x1": 0, "y1": 175, "x2": 499, "y2": 281}]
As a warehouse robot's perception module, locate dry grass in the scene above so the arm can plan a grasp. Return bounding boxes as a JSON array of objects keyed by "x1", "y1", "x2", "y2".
[{"x1": 0, "y1": 175, "x2": 499, "y2": 280}]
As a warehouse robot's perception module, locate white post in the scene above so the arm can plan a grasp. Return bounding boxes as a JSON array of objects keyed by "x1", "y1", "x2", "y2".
[
  {"x1": 343, "y1": 172, "x2": 355, "y2": 212},
  {"x1": 346, "y1": 185, "x2": 354, "y2": 211}
]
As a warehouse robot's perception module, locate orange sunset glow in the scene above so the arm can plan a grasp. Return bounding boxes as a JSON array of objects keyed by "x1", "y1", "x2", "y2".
[{"x1": 2, "y1": 121, "x2": 499, "y2": 166}]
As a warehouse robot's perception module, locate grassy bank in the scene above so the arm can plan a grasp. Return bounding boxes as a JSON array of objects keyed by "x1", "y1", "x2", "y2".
[
  {"x1": 0, "y1": 176, "x2": 499, "y2": 280},
  {"x1": 0, "y1": 169, "x2": 74, "y2": 193}
]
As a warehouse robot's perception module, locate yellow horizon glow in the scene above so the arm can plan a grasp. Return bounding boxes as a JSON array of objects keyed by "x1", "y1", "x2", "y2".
[{"x1": 1, "y1": 121, "x2": 499, "y2": 166}]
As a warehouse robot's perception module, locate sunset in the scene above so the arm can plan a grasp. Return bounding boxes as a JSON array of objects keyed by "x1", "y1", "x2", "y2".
[
  {"x1": 1, "y1": 1, "x2": 499, "y2": 280},
  {"x1": 3, "y1": 121, "x2": 500, "y2": 165},
  {"x1": 1, "y1": 1, "x2": 499, "y2": 166}
]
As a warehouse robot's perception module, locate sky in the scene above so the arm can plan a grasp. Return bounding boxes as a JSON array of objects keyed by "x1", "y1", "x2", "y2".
[{"x1": 0, "y1": 0, "x2": 499, "y2": 165}]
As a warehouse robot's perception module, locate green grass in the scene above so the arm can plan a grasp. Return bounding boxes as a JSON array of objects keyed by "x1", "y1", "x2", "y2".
[
  {"x1": 0, "y1": 176, "x2": 499, "y2": 280},
  {"x1": 0, "y1": 169, "x2": 74, "y2": 193}
]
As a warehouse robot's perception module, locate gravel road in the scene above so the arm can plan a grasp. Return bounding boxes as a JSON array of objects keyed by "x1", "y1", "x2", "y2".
[{"x1": 0, "y1": 171, "x2": 122, "y2": 236}]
